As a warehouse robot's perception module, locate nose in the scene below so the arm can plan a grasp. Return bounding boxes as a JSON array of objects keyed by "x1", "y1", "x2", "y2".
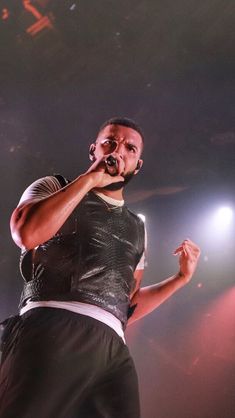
[{"x1": 111, "y1": 141, "x2": 124, "y2": 158}]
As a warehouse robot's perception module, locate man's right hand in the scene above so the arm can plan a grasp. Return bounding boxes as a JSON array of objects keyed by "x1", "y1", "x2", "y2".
[{"x1": 84, "y1": 156, "x2": 125, "y2": 189}]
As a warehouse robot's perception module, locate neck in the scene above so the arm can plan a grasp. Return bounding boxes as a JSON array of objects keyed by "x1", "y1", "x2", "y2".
[{"x1": 94, "y1": 187, "x2": 124, "y2": 201}]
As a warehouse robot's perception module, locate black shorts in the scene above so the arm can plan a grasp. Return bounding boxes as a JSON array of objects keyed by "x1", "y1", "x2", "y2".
[{"x1": 0, "y1": 308, "x2": 140, "y2": 418}]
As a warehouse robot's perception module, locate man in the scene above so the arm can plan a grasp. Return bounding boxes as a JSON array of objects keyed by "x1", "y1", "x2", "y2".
[{"x1": 0, "y1": 117, "x2": 200, "y2": 418}]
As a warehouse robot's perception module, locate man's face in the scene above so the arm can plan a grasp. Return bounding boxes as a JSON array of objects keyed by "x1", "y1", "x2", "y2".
[{"x1": 93, "y1": 124, "x2": 143, "y2": 178}]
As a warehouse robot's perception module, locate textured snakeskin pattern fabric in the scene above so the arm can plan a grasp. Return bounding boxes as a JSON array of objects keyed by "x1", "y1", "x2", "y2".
[{"x1": 20, "y1": 191, "x2": 145, "y2": 325}]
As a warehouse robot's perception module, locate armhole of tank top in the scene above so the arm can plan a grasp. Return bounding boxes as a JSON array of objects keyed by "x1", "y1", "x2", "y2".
[
  {"x1": 53, "y1": 174, "x2": 71, "y2": 187},
  {"x1": 20, "y1": 249, "x2": 35, "y2": 282},
  {"x1": 20, "y1": 174, "x2": 70, "y2": 281}
]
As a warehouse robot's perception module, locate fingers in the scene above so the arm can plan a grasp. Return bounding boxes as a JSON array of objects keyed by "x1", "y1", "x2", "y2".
[
  {"x1": 102, "y1": 171, "x2": 124, "y2": 183},
  {"x1": 86, "y1": 157, "x2": 106, "y2": 174},
  {"x1": 173, "y1": 239, "x2": 201, "y2": 282},
  {"x1": 86, "y1": 155, "x2": 125, "y2": 188},
  {"x1": 90, "y1": 155, "x2": 125, "y2": 176},
  {"x1": 174, "y1": 239, "x2": 201, "y2": 259},
  {"x1": 110, "y1": 175, "x2": 125, "y2": 183}
]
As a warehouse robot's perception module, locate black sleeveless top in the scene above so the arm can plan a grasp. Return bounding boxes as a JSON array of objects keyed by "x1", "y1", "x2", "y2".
[{"x1": 19, "y1": 176, "x2": 145, "y2": 326}]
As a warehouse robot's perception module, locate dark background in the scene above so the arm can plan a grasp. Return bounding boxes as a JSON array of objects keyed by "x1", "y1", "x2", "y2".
[{"x1": 0, "y1": 1, "x2": 235, "y2": 417}]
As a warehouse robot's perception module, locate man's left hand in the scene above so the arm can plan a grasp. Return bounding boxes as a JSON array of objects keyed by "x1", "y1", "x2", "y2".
[{"x1": 174, "y1": 239, "x2": 201, "y2": 282}]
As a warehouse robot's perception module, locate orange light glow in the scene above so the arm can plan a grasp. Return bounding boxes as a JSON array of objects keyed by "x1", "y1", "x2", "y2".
[
  {"x1": 26, "y1": 15, "x2": 53, "y2": 36},
  {"x1": 2, "y1": 8, "x2": 9, "y2": 20},
  {"x1": 23, "y1": 1, "x2": 42, "y2": 20}
]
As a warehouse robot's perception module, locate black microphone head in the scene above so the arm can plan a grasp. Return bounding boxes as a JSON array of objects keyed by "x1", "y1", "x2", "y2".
[{"x1": 105, "y1": 155, "x2": 117, "y2": 166}]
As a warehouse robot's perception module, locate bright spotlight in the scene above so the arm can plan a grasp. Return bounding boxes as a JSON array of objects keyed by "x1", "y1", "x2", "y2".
[
  {"x1": 203, "y1": 205, "x2": 234, "y2": 243},
  {"x1": 214, "y1": 207, "x2": 233, "y2": 228},
  {"x1": 138, "y1": 213, "x2": 146, "y2": 223}
]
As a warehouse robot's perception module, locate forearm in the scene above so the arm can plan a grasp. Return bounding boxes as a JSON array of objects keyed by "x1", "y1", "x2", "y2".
[
  {"x1": 127, "y1": 273, "x2": 189, "y2": 325},
  {"x1": 10, "y1": 173, "x2": 95, "y2": 249}
]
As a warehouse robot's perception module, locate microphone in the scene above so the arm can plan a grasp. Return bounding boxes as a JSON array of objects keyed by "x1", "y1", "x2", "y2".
[
  {"x1": 105, "y1": 155, "x2": 117, "y2": 166},
  {"x1": 105, "y1": 155, "x2": 118, "y2": 176}
]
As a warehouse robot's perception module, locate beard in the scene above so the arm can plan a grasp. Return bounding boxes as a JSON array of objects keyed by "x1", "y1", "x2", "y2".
[{"x1": 103, "y1": 170, "x2": 135, "y2": 191}]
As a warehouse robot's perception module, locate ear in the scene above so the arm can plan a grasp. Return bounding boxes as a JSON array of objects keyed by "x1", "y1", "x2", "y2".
[
  {"x1": 134, "y1": 159, "x2": 143, "y2": 174},
  {"x1": 89, "y1": 143, "x2": 96, "y2": 162}
]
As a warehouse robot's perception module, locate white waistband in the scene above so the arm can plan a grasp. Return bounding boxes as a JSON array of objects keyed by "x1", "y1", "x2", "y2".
[{"x1": 20, "y1": 300, "x2": 125, "y2": 343}]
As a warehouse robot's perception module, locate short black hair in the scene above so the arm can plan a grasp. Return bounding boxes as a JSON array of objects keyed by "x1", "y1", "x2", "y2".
[{"x1": 99, "y1": 117, "x2": 145, "y2": 144}]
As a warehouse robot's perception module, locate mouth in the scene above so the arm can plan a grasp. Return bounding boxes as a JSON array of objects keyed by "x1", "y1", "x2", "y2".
[{"x1": 105, "y1": 156, "x2": 125, "y2": 177}]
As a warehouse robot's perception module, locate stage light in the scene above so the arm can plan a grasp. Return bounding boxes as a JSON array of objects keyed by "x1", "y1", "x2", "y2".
[
  {"x1": 213, "y1": 207, "x2": 233, "y2": 229},
  {"x1": 201, "y1": 205, "x2": 234, "y2": 243},
  {"x1": 138, "y1": 214, "x2": 146, "y2": 223}
]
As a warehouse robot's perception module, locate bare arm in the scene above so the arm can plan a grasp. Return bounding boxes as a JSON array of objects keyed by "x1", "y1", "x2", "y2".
[
  {"x1": 127, "y1": 239, "x2": 200, "y2": 325},
  {"x1": 10, "y1": 161, "x2": 124, "y2": 250}
]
